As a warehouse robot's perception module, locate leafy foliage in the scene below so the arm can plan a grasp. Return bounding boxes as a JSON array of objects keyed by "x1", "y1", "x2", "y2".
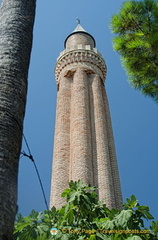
[
  {"x1": 110, "y1": 0, "x2": 158, "y2": 102},
  {"x1": 13, "y1": 180, "x2": 158, "y2": 239}
]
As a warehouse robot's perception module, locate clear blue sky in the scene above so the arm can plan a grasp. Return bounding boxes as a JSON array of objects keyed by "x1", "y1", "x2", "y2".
[{"x1": 16, "y1": 0, "x2": 158, "y2": 223}]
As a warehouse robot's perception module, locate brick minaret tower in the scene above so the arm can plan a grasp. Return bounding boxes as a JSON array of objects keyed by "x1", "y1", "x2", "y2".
[{"x1": 50, "y1": 22, "x2": 122, "y2": 209}]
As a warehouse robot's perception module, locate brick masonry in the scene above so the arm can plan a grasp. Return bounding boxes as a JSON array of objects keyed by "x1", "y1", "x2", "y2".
[{"x1": 50, "y1": 29, "x2": 122, "y2": 209}]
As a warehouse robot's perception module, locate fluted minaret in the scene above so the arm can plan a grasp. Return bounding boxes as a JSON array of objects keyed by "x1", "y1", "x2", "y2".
[{"x1": 50, "y1": 22, "x2": 122, "y2": 209}]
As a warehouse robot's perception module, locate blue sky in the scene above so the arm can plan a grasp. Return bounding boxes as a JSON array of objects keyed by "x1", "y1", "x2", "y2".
[{"x1": 15, "y1": 0, "x2": 158, "y2": 222}]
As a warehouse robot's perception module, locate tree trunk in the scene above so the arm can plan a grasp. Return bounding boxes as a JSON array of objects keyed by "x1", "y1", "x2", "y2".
[{"x1": 0, "y1": 0, "x2": 36, "y2": 239}]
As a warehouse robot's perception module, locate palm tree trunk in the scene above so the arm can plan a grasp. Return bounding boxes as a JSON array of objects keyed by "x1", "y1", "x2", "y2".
[{"x1": 0, "y1": 0, "x2": 36, "y2": 239}]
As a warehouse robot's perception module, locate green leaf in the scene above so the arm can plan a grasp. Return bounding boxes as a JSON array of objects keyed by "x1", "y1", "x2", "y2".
[
  {"x1": 96, "y1": 232, "x2": 109, "y2": 240},
  {"x1": 126, "y1": 236, "x2": 143, "y2": 240},
  {"x1": 102, "y1": 220, "x2": 114, "y2": 229},
  {"x1": 77, "y1": 236, "x2": 87, "y2": 240},
  {"x1": 123, "y1": 195, "x2": 138, "y2": 209},
  {"x1": 14, "y1": 222, "x2": 30, "y2": 233},
  {"x1": 16, "y1": 213, "x2": 24, "y2": 223},
  {"x1": 30, "y1": 209, "x2": 39, "y2": 219},
  {"x1": 114, "y1": 210, "x2": 133, "y2": 228},
  {"x1": 37, "y1": 223, "x2": 49, "y2": 235},
  {"x1": 89, "y1": 235, "x2": 96, "y2": 240},
  {"x1": 37, "y1": 233, "x2": 48, "y2": 240},
  {"x1": 151, "y1": 220, "x2": 158, "y2": 233},
  {"x1": 67, "y1": 209, "x2": 74, "y2": 225},
  {"x1": 137, "y1": 205, "x2": 154, "y2": 220},
  {"x1": 61, "y1": 233, "x2": 70, "y2": 240},
  {"x1": 61, "y1": 189, "x2": 71, "y2": 197}
]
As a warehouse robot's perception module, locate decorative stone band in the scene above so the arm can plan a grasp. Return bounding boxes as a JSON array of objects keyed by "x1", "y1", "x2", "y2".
[{"x1": 55, "y1": 49, "x2": 107, "y2": 84}]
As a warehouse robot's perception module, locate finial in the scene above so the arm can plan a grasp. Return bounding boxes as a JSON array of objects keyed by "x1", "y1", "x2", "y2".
[{"x1": 76, "y1": 17, "x2": 80, "y2": 24}]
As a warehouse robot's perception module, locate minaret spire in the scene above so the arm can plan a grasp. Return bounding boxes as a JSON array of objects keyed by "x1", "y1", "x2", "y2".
[
  {"x1": 64, "y1": 21, "x2": 96, "y2": 48},
  {"x1": 50, "y1": 24, "x2": 122, "y2": 209},
  {"x1": 73, "y1": 18, "x2": 86, "y2": 32}
]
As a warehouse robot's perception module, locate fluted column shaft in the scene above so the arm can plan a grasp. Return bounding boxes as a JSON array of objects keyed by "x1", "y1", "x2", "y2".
[
  {"x1": 102, "y1": 90, "x2": 123, "y2": 208},
  {"x1": 50, "y1": 74, "x2": 71, "y2": 209},
  {"x1": 70, "y1": 68, "x2": 93, "y2": 185},
  {"x1": 91, "y1": 74, "x2": 116, "y2": 208}
]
